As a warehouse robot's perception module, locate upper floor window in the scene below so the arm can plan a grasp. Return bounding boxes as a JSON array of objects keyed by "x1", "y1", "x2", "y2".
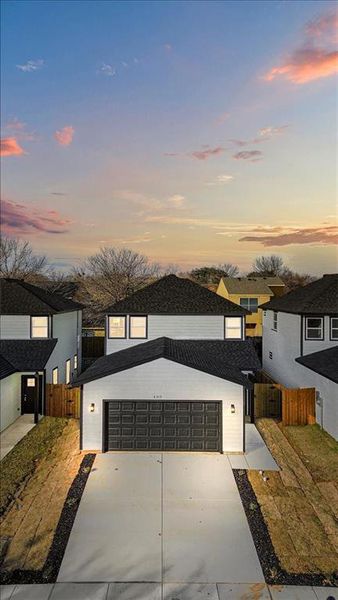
[
  {"x1": 31, "y1": 316, "x2": 49, "y2": 338},
  {"x1": 74, "y1": 354, "x2": 78, "y2": 370},
  {"x1": 330, "y1": 317, "x2": 338, "y2": 340},
  {"x1": 273, "y1": 312, "x2": 278, "y2": 331},
  {"x1": 52, "y1": 367, "x2": 58, "y2": 385},
  {"x1": 108, "y1": 316, "x2": 126, "y2": 338},
  {"x1": 305, "y1": 317, "x2": 323, "y2": 340},
  {"x1": 240, "y1": 298, "x2": 258, "y2": 313},
  {"x1": 65, "y1": 359, "x2": 71, "y2": 384},
  {"x1": 224, "y1": 317, "x2": 243, "y2": 339},
  {"x1": 130, "y1": 316, "x2": 147, "y2": 339}
]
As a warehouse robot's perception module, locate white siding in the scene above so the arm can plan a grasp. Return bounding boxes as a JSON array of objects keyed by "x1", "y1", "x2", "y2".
[
  {"x1": 262, "y1": 310, "x2": 338, "y2": 440},
  {"x1": 106, "y1": 315, "x2": 226, "y2": 354},
  {"x1": 45, "y1": 311, "x2": 82, "y2": 383},
  {"x1": 82, "y1": 358, "x2": 244, "y2": 453},
  {"x1": 0, "y1": 315, "x2": 31, "y2": 339},
  {"x1": 0, "y1": 373, "x2": 21, "y2": 431}
]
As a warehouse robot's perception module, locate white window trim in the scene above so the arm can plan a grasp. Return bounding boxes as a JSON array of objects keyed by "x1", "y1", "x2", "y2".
[
  {"x1": 52, "y1": 367, "x2": 59, "y2": 385},
  {"x1": 108, "y1": 315, "x2": 127, "y2": 339},
  {"x1": 305, "y1": 316, "x2": 324, "y2": 340},
  {"x1": 239, "y1": 297, "x2": 259, "y2": 313},
  {"x1": 330, "y1": 317, "x2": 338, "y2": 340},
  {"x1": 224, "y1": 317, "x2": 243, "y2": 340},
  {"x1": 74, "y1": 354, "x2": 78, "y2": 370}
]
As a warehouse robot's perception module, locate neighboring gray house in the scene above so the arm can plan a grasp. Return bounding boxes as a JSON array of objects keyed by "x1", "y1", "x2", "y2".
[
  {"x1": 76, "y1": 275, "x2": 260, "y2": 454},
  {"x1": 261, "y1": 274, "x2": 338, "y2": 440},
  {"x1": 0, "y1": 278, "x2": 82, "y2": 432}
]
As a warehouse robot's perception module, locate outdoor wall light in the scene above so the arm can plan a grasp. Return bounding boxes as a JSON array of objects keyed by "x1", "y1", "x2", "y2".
[
  {"x1": 90, "y1": 403, "x2": 95, "y2": 413},
  {"x1": 231, "y1": 404, "x2": 235, "y2": 414}
]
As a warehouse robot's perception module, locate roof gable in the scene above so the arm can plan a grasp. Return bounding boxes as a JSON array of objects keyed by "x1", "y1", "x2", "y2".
[
  {"x1": 75, "y1": 337, "x2": 260, "y2": 387},
  {"x1": 260, "y1": 274, "x2": 338, "y2": 315},
  {"x1": 0, "y1": 339, "x2": 57, "y2": 377},
  {"x1": 107, "y1": 275, "x2": 248, "y2": 315},
  {"x1": 0, "y1": 278, "x2": 83, "y2": 315}
]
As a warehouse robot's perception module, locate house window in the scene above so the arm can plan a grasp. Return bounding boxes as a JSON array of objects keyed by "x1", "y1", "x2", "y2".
[
  {"x1": 273, "y1": 312, "x2": 278, "y2": 331},
  {"x1": 130, "y1": 316, "x2": 147, "y2": 339},
  {"x1": 27, "y1": 377, "x2": 36, "y2": 387},
  {"x1": 240, "y1": 298, "x2": 258, "y2": 313},
  {"x1": 74, "y1": 354, "x2": 78, "y2": 370},
  {"x1": 65, "y1": 359, "x2": 71, "y2": 384},
  {"x1": 305, "y1": 317, "x2": 323, "y2": 340},
  {"x1": 31, "y1": 316, "x2": 49, "y2": 338},
  {"x1": 224, "y1": 317, "x2": 243, "y2": 339},
  {"x1": 331, "y1": 318, "x2": 338, "y2": 340},
  {"x1": 108, "y1": 316, "x2": 126, "y2": 338},
  {"x1": 52, "y1": 367, "x2": 58, "y2": 384}
]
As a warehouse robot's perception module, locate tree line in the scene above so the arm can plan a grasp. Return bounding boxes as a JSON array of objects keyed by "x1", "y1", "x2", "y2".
[{"x1": 0, "y1": 236, "x2": 316, "y2": 325}]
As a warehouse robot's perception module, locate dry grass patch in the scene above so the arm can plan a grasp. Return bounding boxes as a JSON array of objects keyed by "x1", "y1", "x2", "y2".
[
  {"x1": 0, "y1": 418, "x2": 85, "y2": 571},
  {"x1": 248, "y1": 419, "x2": 338, "y2": 577}
]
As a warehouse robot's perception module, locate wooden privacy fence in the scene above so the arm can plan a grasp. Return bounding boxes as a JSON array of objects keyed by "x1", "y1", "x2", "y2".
[
  {"x1": 254, "y1": 382, "x2": 316, "y2": 425},
  {"x1": 46, "y1": 384, "x2": 81, "y2": 419},
  {"x1": 279, "y1": 386, "x2": 316, "y2": 426}
]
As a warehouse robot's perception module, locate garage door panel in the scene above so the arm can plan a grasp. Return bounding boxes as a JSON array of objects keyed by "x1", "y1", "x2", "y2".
[{"x1": 105, "y1": 400, "x2": 222, "y2": 452}]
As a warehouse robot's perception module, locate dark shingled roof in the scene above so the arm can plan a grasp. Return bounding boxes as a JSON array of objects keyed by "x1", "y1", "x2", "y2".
[
  {"x1": 260, "y1": 274, "x2": 338, "y2": 315},
  {"x1": 295, "y1": 346, "x2": 338, "y2": 384},
  {"x1": 0, "y1": 354, "x2": 17, "y2": 379},
  {"x1": 0, "y1": 339, "x2": 57, "y2": 379},
  {"x1": 107, "y1": 275, "x2": 248, "y2": 315},
  {"x1": 74, "y1": 337, "x2": 260, "y2": 388},
  {"x1": 0, "y1": 278, "x2": 83, "y2": 315}
]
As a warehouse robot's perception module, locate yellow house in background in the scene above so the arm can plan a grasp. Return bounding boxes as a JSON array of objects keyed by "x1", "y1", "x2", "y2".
[{"x1": 216, "y1": 276, "x2": 285, "y2": 337}]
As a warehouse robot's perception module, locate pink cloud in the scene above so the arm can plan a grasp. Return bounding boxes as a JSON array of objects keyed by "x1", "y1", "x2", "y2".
[
  {"x1": 239, "y1": 226, "x2": 338, "y2": 246},
  {"x1": 233, "y1": 150, "x2": 263, "y2": 162},
  {"x1": 0, "y1": 137, "x2": 25, "y2": 157},
  {"x1": 54, "y1": 125, "x2": 74, "y2": 146},
  {"x1": 264, "y1": 48, "x2": 338, "y2": 84},
  {"x1": 190, "y1": 146, "x2": 225, "y2": 161},
  {"x1": 1, "y1": 199, "x2": 72, "y2": 235},
  {"x1": 264, "y1": 10, "x2": 338, "y2": 84}
]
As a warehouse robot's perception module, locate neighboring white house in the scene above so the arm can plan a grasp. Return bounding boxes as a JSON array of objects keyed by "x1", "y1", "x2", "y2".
[
  {"x1": 76, "y1": 275, "x2": 261, "y2": 453},
  {"x1": 261, "y1": 274, "x2": 338, "y2": 440},
  {"x1": 0, "y1": 278, "x2": 82, "y2": 432}
]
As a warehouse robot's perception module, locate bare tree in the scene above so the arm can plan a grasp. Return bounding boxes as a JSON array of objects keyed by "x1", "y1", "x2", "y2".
[
  {"x1": 279, "y1": 268, "x2": 317, "y2": 291},
  {"x1": 252, "y1": 255, "x2": 285, "y2": 276},
  {"x1": 74, "y1": 247, "x2": 160, "y2": 323},
  {"x1": 218, "y1": 263, "x2": 239, "y2": 277},
  {"x1": 0, "y1": 237, "x2": 48, "y2": 280},
  {"x1": 189, "y1": 263, "x2": 239, "y2": 285}
]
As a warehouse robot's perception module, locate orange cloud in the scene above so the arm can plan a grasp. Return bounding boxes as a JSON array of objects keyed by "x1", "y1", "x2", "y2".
[
  {"x1": 240, "y1": 225, "x2": 338, "y2": 246},
  {"x1": 264, "y1": 10, "x2": 338, "y2": 84},
  {"x1": 1, "y1": 199, "x2": 72, "y2": 235},
  {"x1": 264, "y1": 47, "x2": 338, "y2": 84},
  {"x1": 0, "y1": 137, "x2": 25, "y2": 157},
  {"x1": 54, "y1": 125, "x2": 74, "y2": 146}
]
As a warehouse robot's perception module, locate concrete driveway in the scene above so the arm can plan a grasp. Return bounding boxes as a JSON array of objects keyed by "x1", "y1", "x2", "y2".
[{"x1": 58, "y1": 453, "x2": 264, "y2": 584}]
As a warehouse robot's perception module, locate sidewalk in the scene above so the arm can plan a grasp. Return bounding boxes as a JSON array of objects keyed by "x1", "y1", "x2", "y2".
[{"x1": 0, "y1": 582, "x2": 337, "y2": 599}]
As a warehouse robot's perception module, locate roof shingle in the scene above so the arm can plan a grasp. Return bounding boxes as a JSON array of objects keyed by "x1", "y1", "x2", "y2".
[
  {"x1": 0, "y1": 339, "x2": 57, "y2": 378},
  {"x1": 295, "y1": 346, "x2": 338, "y2": 384},
  {"x1": 220, "y1": 276, "x2": 284, "y2": 295},
  {"x1": 0, "y1": 278, "x2": 83, "y2": 315},
  {"x1": 260, "y1": 274, "x2": 338, "y2": 315},
  {"x1": 107, "y1": 275, "x2": 248, "y2": 315},
  {"x1": 75, "y1": 337, "x2": 260, "y2": 387}
]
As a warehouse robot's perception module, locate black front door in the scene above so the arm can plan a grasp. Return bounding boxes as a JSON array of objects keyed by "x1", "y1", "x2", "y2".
[{"x1": 21, "y1": 375, "x2": 43, "y2": 415}]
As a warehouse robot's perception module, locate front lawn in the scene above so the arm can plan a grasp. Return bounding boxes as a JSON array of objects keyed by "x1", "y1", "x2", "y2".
[
  {"x1": 248, "y1": 419, "x2": 338, "y2": 581},
  {"x1": 0, "y1": 418, "x2": 87, "y2": 573}
]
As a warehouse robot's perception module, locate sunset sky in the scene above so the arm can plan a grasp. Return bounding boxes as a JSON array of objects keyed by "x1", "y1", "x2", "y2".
[{"x1": 1, "y1": 0, "x2": 337, "y2": 274}]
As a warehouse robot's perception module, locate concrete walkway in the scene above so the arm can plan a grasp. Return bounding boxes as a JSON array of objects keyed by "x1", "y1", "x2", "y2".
[
  {"x1": 1, "y1": 583, "x2": 337, "y2": 599},
  {"x1": 227, "y1": 424, "x2": 279, "y2": 471},
  {"x1": 0, "y1": 415, "x2": 35, "y2": 460},
  {"x1": 58, "y1": 453, "x2": 264, "y2": 584}
]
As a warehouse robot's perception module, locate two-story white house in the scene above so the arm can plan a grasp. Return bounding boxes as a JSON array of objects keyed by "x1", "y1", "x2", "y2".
[
  {"x1": 0, "y1": 278, "x2": 82, "y2": 431},
  {"x1": 260, "y1": 274, "x2": 338, "y2": 440},
  {"x1": 76, "y1": 274, "x2": 261, "y2": 454}
]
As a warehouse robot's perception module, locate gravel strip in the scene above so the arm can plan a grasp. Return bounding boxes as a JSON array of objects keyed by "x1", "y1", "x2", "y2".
[
  {"x1": 234, "y1": 469, "x2": 338, "y2": 587},
  {"x1": 0, "y1": 453, "x2": 95, "y2": 585}
]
